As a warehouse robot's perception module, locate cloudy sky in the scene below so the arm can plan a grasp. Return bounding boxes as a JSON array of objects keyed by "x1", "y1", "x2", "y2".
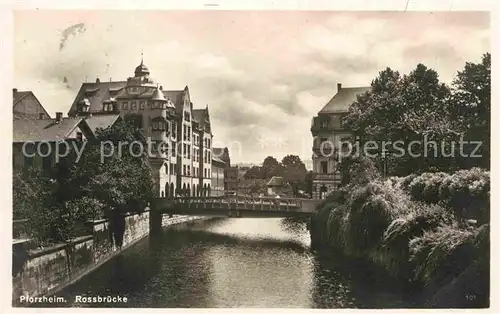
[{"x1": 14, "y1": 11, "x2": 489, "y2": 165}]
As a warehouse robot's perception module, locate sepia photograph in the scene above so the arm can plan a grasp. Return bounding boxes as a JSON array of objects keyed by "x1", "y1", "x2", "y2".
[{"x1": 11, "y1": 5, "x2": 490, "y2": 309}]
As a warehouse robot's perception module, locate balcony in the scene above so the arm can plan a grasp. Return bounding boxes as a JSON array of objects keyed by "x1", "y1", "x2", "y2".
[{"x1": 312, "y1": 172, "x2": 342, "y2": 181}]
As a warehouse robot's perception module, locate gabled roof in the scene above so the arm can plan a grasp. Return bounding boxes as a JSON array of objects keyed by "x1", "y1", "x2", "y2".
[
  {"x1": 13, "y1": 91, "x2": 31, "y2": 106},
  {"x1": 319, "y1": 86, "x2": 371, "y2": 114},
  {"x1": 84, "y1": 114, "x2": 122, "y2": 134},
  {"x1": 13, "y1": 90, "x2": 52, "y2": 119},
  {"x1": 267, "y1": 176, "x2": 284, "y2": 187},
  {"x1": 13, "y1": 117, "x2": 90, "y2": 143}
]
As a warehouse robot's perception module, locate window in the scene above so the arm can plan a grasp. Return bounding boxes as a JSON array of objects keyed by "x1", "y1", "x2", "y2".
[
  {"x1": 207, "y1": 139, "x2": 210, "y2": 149},
  {"x1": 208, "y1": 169, "x2": 211, "y2": 178},
  {"x1": 147, "y1": 102, "x2": 152, "y2": 109},
  {"x1": 321, "y1": 161, "x2": 328, "y2": 174},
  {"x1": 122, "y1": 102, "x2": 128, "y2": 110},
  {"x1": 187, "y1": 165, "x2": 191, "y2": 176},
  {"x1": 140, "y1": 101, "x2": 145, "y2": 110},
  {"x1": 76, "y1": 132, "x2": 83, "y2": 142},
  {"x1": 183, "y1": 165, "x2": 186, "y2": 176},
  {"x1": 165, "y1": 163, "x2": 168, "y2": 174},
  {"x1": 320, "y1": 119, "x2": 328, "y2": 128},
  {"x1": 131, "y1": 101, "x2": 137, "y2": 110},
  {"x1": 187, "y1": 145, "x2": 191, "y2": 159}
]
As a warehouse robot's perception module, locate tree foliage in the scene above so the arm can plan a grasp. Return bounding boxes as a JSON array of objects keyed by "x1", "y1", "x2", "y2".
[
  {"x1": 13, "y1": 120, "x2": 155, "y2": 245},
  {"x1": 342, "y1": 54, "x2": 490, "y2": 176}
]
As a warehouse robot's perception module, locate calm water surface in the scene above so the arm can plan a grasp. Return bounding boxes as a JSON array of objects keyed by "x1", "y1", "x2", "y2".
[{"x1": 56, "y1": 218, "x2": 413, "y2": 308}]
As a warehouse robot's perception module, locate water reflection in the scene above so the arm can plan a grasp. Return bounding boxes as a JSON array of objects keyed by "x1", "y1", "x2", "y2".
[{"x1": 52, "y1": 218, "x2": 409, "y2": 308}]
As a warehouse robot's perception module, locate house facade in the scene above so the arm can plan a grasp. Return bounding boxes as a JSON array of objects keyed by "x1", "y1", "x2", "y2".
[
  {"x1": 310, "y1": 83, "x2": 370, "y2": 199},
  {"x1": 213, "y1": 147, "x2": 238, "y2": 193},
  {"x1": 211, "y1": 157, "x2": 226, "y2": 197},
  {"x1": 67, "y1": 59, "x2": 214, "y2": 198}
]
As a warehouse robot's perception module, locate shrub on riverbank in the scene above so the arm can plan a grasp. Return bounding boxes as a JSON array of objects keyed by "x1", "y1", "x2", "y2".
[{"x1": 310, "y1": 168, "x2": 489, "y2": 305}]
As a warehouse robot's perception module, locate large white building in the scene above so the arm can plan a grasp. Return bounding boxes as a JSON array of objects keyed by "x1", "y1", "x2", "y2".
[
  {"x1": 68, "y1": 58, "x2": 214, "y2": 198},
  {"x1": 310, "y1": 83, "x2": 370, "y2": 199}
]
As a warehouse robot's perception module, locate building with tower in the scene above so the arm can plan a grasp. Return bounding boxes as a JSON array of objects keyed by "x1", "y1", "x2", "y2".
[{"x1": 67, "y1": 57, "x2": 214, "y2": 198}]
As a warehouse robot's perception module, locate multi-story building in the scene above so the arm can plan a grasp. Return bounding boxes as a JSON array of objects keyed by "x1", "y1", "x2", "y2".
[
  {"x1": 67, "y1": 58, "x2": 214, "y2": 198},
  {"x1": 310, "y1": 83, "x2": 370, "y2": 199},
  {"x1": 13, "y1": 88, "x2": 51, "y2": 120},
  {"x1": 211, "y1": 157, "x2": 226, "y2": 197},
  {"x1": 213, "y1": 147, "x2": 238, "y2": 193}
]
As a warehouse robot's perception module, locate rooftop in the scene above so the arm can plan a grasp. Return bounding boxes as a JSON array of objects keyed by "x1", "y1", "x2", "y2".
[
  {"x1": 319, "y1": 86, "x2": 371, "y2": 114},
  {"x1": 13, "y1": 117, "x2": 86, "y2": 142},
  {"x1": 267, "y1": 176, "x2": 284, "y2": 187}
]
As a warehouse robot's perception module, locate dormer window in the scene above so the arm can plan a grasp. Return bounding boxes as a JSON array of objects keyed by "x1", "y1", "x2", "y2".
[
  {"x1": 131, "y1": 101, "x2": 137, "y2": 110},
  {"x1": 103, "y1": 103, "x2": 114, "y2": 112},
  {"x1": 140, "y1": 101, "x2": 145, "y2": 110},
  {"x1": 122, "y1": 102, "x2": 128, "y2": 110}
]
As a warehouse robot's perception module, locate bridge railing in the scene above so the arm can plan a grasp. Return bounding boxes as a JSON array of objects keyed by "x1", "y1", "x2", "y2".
[{"x1": 167, "y1": 195, "x2": 306, "y2": 212}]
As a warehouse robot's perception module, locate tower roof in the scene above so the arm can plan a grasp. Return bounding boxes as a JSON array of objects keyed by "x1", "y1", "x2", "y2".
[
  {"x1": 151, "y1": 85, "x2": 166, "y2": 101},
  {"x1": 134, "y1": 55, "x2": 150, "y2": 77}
]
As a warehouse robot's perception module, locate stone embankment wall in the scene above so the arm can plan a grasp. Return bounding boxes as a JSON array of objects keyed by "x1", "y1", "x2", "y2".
[{"x1": 12, "y1": 211, "x2": 205, "y2": 305}]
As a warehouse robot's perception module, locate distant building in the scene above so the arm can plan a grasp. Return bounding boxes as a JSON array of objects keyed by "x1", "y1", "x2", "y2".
[
  {"x1": 211, "y1": 157, "x2": 226, "y2": 197},
  {"x1": 266, "y1": 176, "x2": 285, "y2": 196},
  {"x1": 213, "y1": 147, "x2": 239, "y2": 193},
  {"x1": 13, "y1": 89, "x2": 51, "y2": 120},
  {"x1": 12, "y1": 113, "x2": 94, "y2": 172},
  {"x1": 310, "y1": 83, "x2": 371, "y2": 199}
]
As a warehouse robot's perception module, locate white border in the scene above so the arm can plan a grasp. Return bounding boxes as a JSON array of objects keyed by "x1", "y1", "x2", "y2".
[{"x1": 1, "y1": 1, "x2": 497, "y2": 313}]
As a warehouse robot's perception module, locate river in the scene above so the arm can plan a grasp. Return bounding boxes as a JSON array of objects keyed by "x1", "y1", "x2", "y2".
[{"x1": 53, "y1": 217, "x2": 415, "y2": 308}]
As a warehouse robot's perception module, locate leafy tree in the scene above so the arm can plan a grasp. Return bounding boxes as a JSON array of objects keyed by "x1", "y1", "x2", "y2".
[
  {"x1": 451, "y1": 53, "x2": 491, "y2": 169},
  {"x1": 281, "y1": 155, "x2": 308, "y2": 195},
  {"x1": 261, "y1": 156, "x2": 282, "y2": 178},
  {"x1": 14, "y1": 120, "x2": 155, "y2": 245},
  {"x1": 244, "y1": 165, "x2": 263, "y2": 179},
  {"x1": 344, "y1": 64, "x2": 460, "y2": 176}
]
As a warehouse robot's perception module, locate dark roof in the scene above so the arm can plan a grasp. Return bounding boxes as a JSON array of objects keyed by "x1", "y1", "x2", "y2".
[
  {"x1": 192, "y1": 109, "x2": 206, "y2": 125},
  {"x1": 85, "y1": 114, "x2": 121, "y2": 134},
  {"x1": 212, "y1": 157, "x2": 226, "y2": 167},
  {"x1": 162, "y1": 90, "x2": 185, "y2": 113},
  {"x1": 319, "y1": 86, "x2": 371, "y2": 114},
  {"x1": 13, "y1": 91, "x2": 31, "y2": 106},
  {"x1": 68, "y1": 81, "x2": 127, "y2": 116},
  {"x1": 13, "y1": 117, "x2": 86, "y2": 142},
  {"x1": 68, "y1": 81, "x2": 189, "y2": 117},
  {"x1": 267, "y1": 176, "x2": 284, "y2": 187}
]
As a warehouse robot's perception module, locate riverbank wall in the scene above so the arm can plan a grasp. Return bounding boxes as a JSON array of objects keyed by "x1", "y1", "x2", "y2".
[{"x1": 12, "y1": 210, "x2": 205, "y2": 305}]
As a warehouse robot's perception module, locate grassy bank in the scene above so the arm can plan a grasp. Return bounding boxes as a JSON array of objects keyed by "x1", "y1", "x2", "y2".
[{"x1": 310, "y1": 168, "x2": 489, "y2": 308}]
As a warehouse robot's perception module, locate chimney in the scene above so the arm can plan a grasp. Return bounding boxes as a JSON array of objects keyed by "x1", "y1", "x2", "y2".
[
  {"x1": 96, "y1": 77, "x2": 100, "y2": 84},
  {"x1": 13, "y1": 88, "x2": 18, "y2": 95},
  {"x1": 55, "y1": 112, "x2": 63, "y2": 122},
  {"x1": 39, "y1": 113, "x2": 44, "y2": 120},
  {"x1": 337, "y1": 83, "x2": 342, "y2": 92},
  {"x1": 160, "y1": 85, "x2": 163, "y2": 90}
]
